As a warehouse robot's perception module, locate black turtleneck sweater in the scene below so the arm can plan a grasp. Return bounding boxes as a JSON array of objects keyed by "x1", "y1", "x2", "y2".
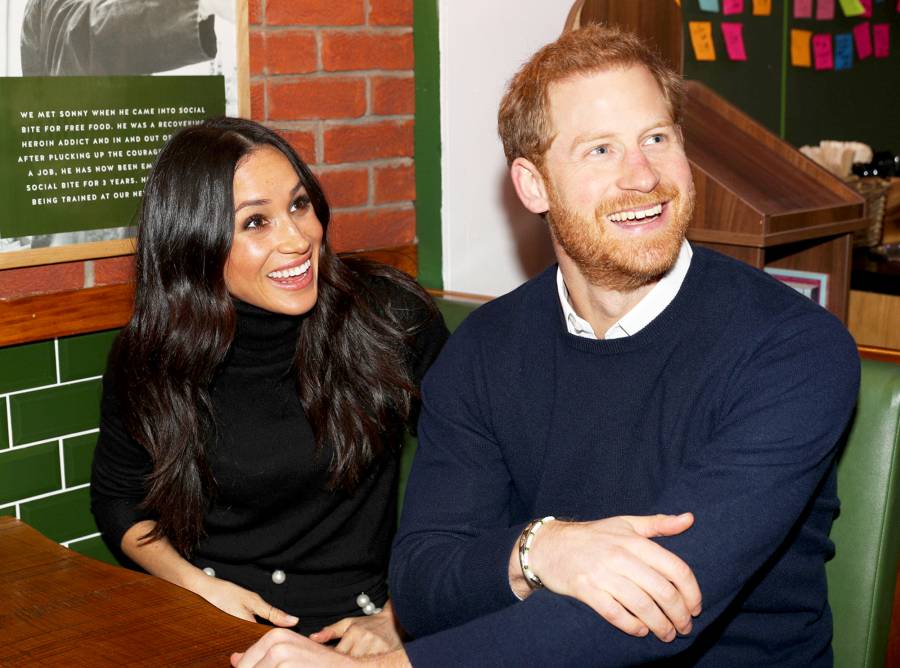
[{"x1": 91, "y1": 277, "x2": 448, "y2": 633}]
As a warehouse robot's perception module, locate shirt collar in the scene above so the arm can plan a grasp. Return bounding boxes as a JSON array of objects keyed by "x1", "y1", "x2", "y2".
[{"x1": 557, "y1": 239, "x2": 693, "y2": 340}]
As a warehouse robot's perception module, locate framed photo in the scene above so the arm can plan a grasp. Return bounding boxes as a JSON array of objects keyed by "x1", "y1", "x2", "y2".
[
  {"x1": 0, "y1": 0, "x2": 249, "y2": 269},
  {"x1": 764, "y1": 267, "x2": 829, "y2": 308}
]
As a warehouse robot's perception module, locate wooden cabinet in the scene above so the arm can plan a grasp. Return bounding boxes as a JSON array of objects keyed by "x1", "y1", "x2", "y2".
[{"x1": 682, "y1": 82, "x2": 866, "y2": 322}]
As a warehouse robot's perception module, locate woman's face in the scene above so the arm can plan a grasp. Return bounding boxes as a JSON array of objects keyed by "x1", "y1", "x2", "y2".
[{"x1": 224, "y1": 146, "x2": 324, "y2": 315}]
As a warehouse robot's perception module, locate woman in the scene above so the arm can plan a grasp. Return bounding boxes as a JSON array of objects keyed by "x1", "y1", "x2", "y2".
[{"x1": 90, "y1": 117, "x2": 448, "y2": 655}]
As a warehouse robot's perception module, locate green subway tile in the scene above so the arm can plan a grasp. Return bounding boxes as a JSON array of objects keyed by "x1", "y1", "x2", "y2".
[
  {"x1": 20, "y1": 487, "x2": 96, "y2": 543},
  {"x1": 0, "y1": 340, "x2": 56, "y2": 394},
  {"x1": 68, "y1": 535, "x2": 119, "y2": 566},
  {"x1": 63, "y1": 433, "x2": 98, "y2": 487},
  {"x1": 0, "y1": 398, "x2": 8, "y2": 450},
  {"x1": 10, "y1": 380, "x2": 102, "y2": 445},
  {"x1": 58, "y1": 330, "x2": 119, "y2": 382},
  {"x1": 0, "y1": 443, "x2": 61, "y2": 505}
]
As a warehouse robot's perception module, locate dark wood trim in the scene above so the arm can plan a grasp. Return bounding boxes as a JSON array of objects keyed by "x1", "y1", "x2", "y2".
[
  {"x1": 858, "y1": 345, "x2": 900, "y2": 364},
  {"x1": 0, "y1": 244, "x2": 417, "y2": 348}
]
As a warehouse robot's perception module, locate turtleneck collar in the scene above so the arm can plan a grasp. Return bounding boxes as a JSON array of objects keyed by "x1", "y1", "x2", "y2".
[{"x1": 228, "y1": 298, "x2": 303, "y2": 369}]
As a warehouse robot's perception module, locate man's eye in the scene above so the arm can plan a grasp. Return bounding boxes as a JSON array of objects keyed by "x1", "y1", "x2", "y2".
[
  {"x1": 646, "y1": 134, "x2": 665, "y2": 145},
  {"x1": 590, "y1": 145, "x2": 609, "y2": 156}
]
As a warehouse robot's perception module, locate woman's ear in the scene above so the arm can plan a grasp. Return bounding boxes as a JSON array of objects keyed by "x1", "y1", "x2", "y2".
[{"x1": 509, "y1": 157, "x2": 550, "y2": 214}]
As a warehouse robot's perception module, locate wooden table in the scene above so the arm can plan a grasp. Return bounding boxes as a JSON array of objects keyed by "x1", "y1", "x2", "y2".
[{"x1": 0, "y1": 517, "x2": 267, "y2": 666}]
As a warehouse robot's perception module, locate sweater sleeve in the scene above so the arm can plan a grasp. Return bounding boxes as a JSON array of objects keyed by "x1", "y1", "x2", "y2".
[
  {"x1": 392, "y1": 307, "x2": 860, "y2": 666},
  {"x1": 390, "y1": 320, "x2": 527, "y2": 636},
  {"x1": 21, "y1": 0, "x2": 214, "y2": 76},
  {"x1": 89, "y1": 365, "x2": 156, "y2": 558}
]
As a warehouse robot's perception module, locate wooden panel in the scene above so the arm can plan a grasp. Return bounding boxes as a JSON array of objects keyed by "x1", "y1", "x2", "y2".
[
  {"x1": 765, "y1": 234, "x2": 853, "y2": 323},
  {"x1": 689, "y1": 241, "x2": 765, "y2": 267},
  {"x1": 848, "y1": 289, "x2": 900, "y2": 350},
  {"x1": 0, "y1": 240, "x2": 135, "y2": 270},
  {"x1": 683, "y1": 84, "x2": 865, "y2": 241},
  {"x1": 0, "y1": 244, "x2": 417, "y2": 348},
  {"x1": 571, "y1": 0, "x2": 683, "y2": 73},
  {"x1": 686, "y1": 82, "x2": 866, "y2": 205},
  {"x1": 688, "y1": 236, "x2": 853, "y2": 323}
]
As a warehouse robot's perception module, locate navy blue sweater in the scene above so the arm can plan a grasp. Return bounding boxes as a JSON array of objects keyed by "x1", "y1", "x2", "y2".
[{"x1": 390, "y1": 247, "x2": 860, "y2": 666}]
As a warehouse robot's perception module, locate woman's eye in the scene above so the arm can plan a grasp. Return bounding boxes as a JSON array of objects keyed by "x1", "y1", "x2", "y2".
[
  {"x1": 290, "y1": 195, "x2": 311, "y2": 213},
  {"x1": 244, "y1": 215, "x2": 265, "y2": 230}
]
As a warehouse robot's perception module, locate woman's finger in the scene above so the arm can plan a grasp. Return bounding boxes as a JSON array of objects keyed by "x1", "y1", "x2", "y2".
[{"x1": 251, "y1": 599, "x2": 299, "y2": 627}]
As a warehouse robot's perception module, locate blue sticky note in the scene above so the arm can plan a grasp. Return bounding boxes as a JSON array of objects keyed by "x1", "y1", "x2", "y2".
[
  {"x1": 835, "y1": 32, "x2": 854, "y2": 69},
  {"x1": 699, "y1": 0, "x2": 721, "y2": 11}
]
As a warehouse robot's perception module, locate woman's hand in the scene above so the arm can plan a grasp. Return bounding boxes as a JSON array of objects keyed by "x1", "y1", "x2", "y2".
[
  {"x1": 192, "y1": 573, "x2": 299, "y2": 627},
  {"x1": 309, "y1": 601, "x2": 403, "y2": 657},
  {"x1": 120, "y1": 521, "x2": 298, "y2": 627}
]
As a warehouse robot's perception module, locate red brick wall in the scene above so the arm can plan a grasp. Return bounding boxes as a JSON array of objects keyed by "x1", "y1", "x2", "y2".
[{"x1": 0, "y1": 0, "x2": 415, "y2": 299}]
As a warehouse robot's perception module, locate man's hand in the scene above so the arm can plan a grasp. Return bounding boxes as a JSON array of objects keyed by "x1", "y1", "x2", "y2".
[
  {"x1": 309, "y1": 602, "x2": 403, "y2": 657},
  {"x1": 231, "y1": 628, "x2": 411, "y2": 667},
  {"x1": 509, "y1": 513, "x2": 701, "y2": 642}
]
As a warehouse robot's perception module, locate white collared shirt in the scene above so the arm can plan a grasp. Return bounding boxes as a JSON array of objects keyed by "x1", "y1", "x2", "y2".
[{"x1": 557, "y1": 240, "x2": 693, "y2": 340}]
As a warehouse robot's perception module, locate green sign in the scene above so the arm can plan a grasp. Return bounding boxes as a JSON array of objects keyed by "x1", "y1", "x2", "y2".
[{"x1": 0, "y1": 75, "x2": 224, "y2": 240}]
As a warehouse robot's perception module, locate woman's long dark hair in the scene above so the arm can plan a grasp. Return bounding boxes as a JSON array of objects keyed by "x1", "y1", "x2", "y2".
[{"x1": 114, "y1": 117, "x2": 432, "y2": 555}]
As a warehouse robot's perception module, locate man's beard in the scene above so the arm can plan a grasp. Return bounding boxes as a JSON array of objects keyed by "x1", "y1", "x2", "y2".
[{"x1": 546, "y1": 179, "x2": 694, "y2": 292}]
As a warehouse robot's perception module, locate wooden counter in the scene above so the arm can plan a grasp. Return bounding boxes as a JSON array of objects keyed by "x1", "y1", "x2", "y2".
[{"x1": 0, "y1": 517, "x2": 266, "y2": 667}]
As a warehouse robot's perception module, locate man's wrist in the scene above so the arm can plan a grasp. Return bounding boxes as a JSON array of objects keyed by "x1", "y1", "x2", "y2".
[{"x1": 508, "y1": 517, "x2": 559, "y2": 599}]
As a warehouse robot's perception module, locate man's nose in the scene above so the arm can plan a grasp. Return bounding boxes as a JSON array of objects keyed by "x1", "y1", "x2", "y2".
[{"x1": 616, "y1": 149, "x2": 660, "y2": 193}]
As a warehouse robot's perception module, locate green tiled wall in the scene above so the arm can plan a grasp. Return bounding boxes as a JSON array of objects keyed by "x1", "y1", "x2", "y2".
[
  {"x1": 0, "y1": 400, "x2": 8, "y2": 450},
  {"x1": 63, "y1": 433, "x2": 98, "y2": 487},
  {"x1": 58, "y1": 330, "x2": 117, "y2": 382},
  {"x1": 0, "y1": 340, "x2": 55, "y2": 394},
  {"x1": 20, "y1": 487, "x2": 97, "y2": 543},
  {"x1": 0, "y1": 329, "x2": 120, "y2": 565},
  {"x1": 10, "y1": 380, "x2": 102, "y2": 445}
]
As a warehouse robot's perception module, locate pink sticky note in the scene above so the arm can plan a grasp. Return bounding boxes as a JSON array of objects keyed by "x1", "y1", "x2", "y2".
[
  {"x1": 816, "y1": 0, "x2": 836, "y2": 18},
  {"x1": 723, "y1": 0, "x2": 745, "y2": 13},
  {"x1": 873, "y1": 23, "x2": 890, "y2": 57},
  {"x1": 812, "y1": 33, "x2": 834, "y2": 69},
  {"x1": 795, "y1": 0, "x2": 814, "y2": 16},
  {"x1": 861, "y1": 0, "x2": 873, "y2": 15},
  {"x1": 721, "y1": 22, "x2": 748, "y2": 60},
  {"x1": 854, "y1": 21, "x2": 873, "y2": 58}
]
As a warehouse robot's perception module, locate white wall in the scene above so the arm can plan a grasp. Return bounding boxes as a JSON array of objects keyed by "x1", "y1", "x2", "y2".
[{"x1": 439, "y1": 1, "x2": 570, "y2": 296}]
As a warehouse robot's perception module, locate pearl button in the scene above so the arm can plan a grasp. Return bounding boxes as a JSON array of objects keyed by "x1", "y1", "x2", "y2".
[
  {"x1": 271, "y1": 569, "x2": 286, "y2": 584},
  {"x1": 362, "y1": 602, "x2": 377, "y2": 615},
  {"x1": 356, "y1": 593, "x2": 370, "y2": 608},
  {"x1": 202, "y1": 567, "x2": 216, "y2": 577}
]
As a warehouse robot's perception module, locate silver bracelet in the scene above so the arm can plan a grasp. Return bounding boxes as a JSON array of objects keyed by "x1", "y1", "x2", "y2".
[{"x1": 518, "y1": 516, "x2": 555, "y2": 589}]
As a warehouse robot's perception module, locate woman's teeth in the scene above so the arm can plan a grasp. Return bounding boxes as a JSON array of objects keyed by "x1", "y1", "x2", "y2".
[
  {"x1": 268, "y1": 259, "x2": 311, "y2": 279},
  {"x1": 607, "y1": 203, "x2": 663, "y2": 223}
]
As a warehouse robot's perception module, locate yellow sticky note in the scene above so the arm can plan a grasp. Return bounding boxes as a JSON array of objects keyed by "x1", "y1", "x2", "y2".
[
  {"x1": 791, "y1": 29, "x2": 813, "y2": 67},
  {"x1": 689, "y1": 22, "x2": 716, "y2": 61},
  {"x1": 753, "y1": 0, "x2": 772, "y2": 14},
  {"x1": 838, "y1": 0, "x2": 866, "y2": 16}
]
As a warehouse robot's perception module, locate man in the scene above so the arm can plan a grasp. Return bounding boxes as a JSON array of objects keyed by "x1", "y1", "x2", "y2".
[{"x1": 232, "y1": 24, "x2": 859, "y2": 667}]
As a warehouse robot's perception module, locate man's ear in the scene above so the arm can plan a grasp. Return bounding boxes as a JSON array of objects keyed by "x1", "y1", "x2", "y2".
[{"x1": 510, "y1": 157, "x2": 550, "y2": 214}]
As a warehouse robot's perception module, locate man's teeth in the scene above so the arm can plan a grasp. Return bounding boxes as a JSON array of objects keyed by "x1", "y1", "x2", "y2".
[
  {"x1": 268, "y1": 259, "x2": 311, "y2": 279},
  {"x1": 607, "y1": 203, "x2": 663, "y2": 223}
]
